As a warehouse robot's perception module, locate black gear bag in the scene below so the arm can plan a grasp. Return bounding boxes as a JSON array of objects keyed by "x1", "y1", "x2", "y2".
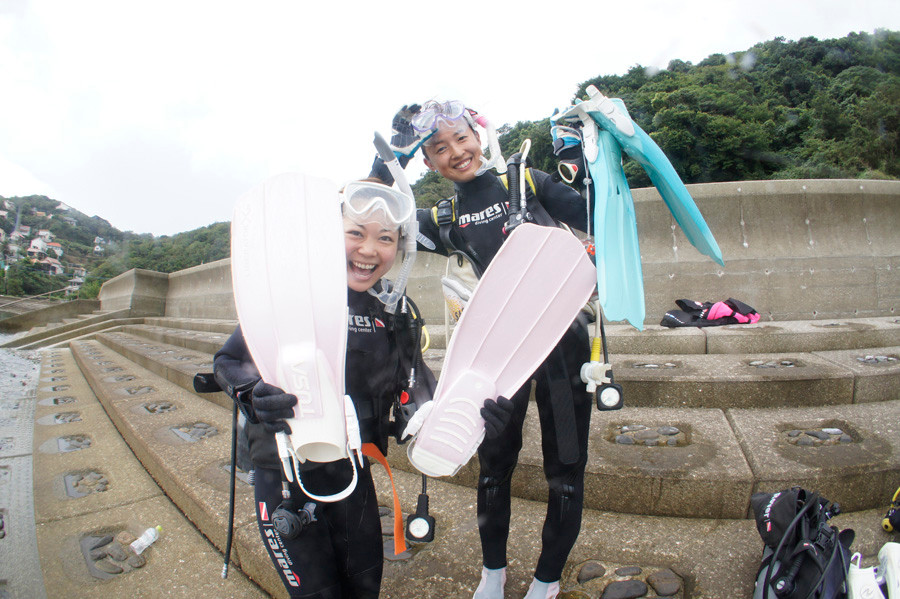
[{"x1": 751, "y1": 487, "x2": 854, "y2": 599}]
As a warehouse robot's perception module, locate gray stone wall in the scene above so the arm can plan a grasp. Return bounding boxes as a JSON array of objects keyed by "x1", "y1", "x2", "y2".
[
  {"x1": 165, "y1": 258, "x2": 236, "y2": 319},
  {"x1": 98, "y1": 179, "x2": 900, "y2": 325},
  {"x1": 98, "y1": 269, "x2": 168, "y2": 316}
]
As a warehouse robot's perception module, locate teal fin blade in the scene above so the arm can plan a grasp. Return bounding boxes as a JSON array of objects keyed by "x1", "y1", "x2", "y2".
[
  {"x1": 586, "y1": 100, "x2": 724, "y2": 267},
  {"x1": 590, "y1": 130, "x2": 645, "y2": 330}
]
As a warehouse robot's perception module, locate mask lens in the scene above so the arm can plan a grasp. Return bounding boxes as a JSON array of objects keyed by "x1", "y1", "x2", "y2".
[
  {"x1": 411, "y1": 101, "x2": 467, "y2": 132},
  {"x1": 342, "y1": 181, "x2": 413, "y2": 228}
]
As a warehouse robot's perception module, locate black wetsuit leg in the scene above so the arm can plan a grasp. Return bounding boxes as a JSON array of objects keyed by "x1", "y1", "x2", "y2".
[
  {"x1": 476, "y1": 379, "x2": 530, "y2": 570},
  {"x1": 254, "y1": 461, "x2": 383, "y2": 599},
  {"x1": 475, "y1": 322, "x2": 592, "y2": 581},
  {"x1": 532, "y1": 324, "x2": 592, "y2": 582}
]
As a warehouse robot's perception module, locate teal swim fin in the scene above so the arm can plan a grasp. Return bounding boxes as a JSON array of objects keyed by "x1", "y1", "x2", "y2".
[
  {"x1": 581, "y1": 86, "x2": 724, "y2": 266},
  {"x1": 588, "y1": 129, "x2": 645, "y2": 330}
]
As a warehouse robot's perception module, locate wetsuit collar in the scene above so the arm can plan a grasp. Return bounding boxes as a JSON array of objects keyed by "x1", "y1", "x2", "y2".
[{"x1": 455, "y1": 172, "x2": 497, "y2": 195}]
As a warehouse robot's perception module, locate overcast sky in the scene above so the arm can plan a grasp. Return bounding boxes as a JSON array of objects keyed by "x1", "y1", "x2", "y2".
[{"x1": 1, "y1": 0, "x2": 898, "y2": 236}]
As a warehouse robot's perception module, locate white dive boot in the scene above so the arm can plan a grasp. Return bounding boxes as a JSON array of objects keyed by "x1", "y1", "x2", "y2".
[
  {"x1": 523, "y1": 578, "x2": 560, "y2": 599},
  {"x1": 847, "y1": 552, "x2": 885, "y2": 599},
  {"x1": 880, "y1": 542, "x2": 900, "y2": 599},
  {"x1": 473, "y1": 567, "x2": 507, "y2": 599}
]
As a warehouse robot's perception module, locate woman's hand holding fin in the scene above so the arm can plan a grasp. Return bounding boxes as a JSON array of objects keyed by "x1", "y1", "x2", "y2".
[
  {"x1": 251, "y1": 381, "x2": 297, "y2": 434},
  {"x1": 481, "y1": 396, "x2": 514, "y2": 439}
]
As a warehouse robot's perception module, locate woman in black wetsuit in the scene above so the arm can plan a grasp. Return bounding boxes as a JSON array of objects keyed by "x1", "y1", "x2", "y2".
[
  {"x1": 213, "y1": 179, "x2": 459, "y2": 599},
  {"x1": 372, "y1": 102, "x2": 593, "y2": 599}
]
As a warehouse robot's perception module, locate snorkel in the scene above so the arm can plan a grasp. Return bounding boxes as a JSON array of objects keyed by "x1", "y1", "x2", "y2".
[
  {"x1": 471, "y1": 111, "x2": 506, "y2": 175},
  {"x1": 372, "y1": 131, "x2": 418, "y2": 314}
]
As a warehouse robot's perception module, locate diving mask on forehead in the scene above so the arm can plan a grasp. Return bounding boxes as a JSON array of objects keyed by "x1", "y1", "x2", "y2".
[
  {"x1": 411, "y1": 100, "x2": 470, "y2": 133},
  {"x1": 341, "y1": 180, "x2": 414, "y2": 230}
]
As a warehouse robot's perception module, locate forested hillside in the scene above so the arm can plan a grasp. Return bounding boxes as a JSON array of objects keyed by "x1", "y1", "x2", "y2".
[
  {"x1": 413, "y1": 29, "x2": 899, "y2": 205},
  {"x1": 0, "y1": 195, "x2": 229, "y2": 298},
  {"x1": 2, "y1": 30, "x2": 896, "y2": 299}
]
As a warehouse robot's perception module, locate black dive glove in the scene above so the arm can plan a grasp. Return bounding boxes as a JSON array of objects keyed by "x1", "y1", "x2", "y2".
[
  {"x1": 251, "y1": 381, "x2": 297, "y2": 434},
  {"x1": 368, "y1": 103, "x2": 423, "y2": 184},
  {"x1": 390, "y1": 103, "x2": 422, "y2": 152},
  {"x1": 369, "y1": 154, "x2": 410, "y2": 186},
  {"x1": 481, "y1": 396, "x2": 514, "y2": 439}
]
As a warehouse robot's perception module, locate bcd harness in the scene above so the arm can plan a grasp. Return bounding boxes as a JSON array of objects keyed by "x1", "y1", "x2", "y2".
[{"x1": 431, "y1": 169, "x2": 582, "y2": 465}]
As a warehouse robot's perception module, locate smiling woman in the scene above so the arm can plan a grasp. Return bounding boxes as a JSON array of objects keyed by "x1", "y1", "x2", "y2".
[
  {"x1": 340, "y1": 180, "x2": 412, "y2": 293},
  {"x1": 214, "y1": 173, "x2": 436, "y2": 598}
]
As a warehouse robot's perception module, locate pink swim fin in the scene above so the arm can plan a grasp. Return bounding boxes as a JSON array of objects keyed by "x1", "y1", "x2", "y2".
[{"x1": 407, "y1": 224, "x2": 596, "y2": 477}]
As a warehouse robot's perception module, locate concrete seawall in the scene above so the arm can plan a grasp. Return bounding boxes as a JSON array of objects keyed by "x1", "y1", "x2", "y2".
[
  {"x1": 96, "y1": 179, "x2": 900, "y2": 327},
  {"x1": 13, "y1": 178, "x2": 899, "y2": 599}
]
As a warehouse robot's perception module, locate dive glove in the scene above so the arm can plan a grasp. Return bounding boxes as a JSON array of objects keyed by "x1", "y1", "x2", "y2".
[
  {"x1": 481, "y1": 396, "x2": 514, "y2": 439},
  {"x1": 368, "y1": 103, "x2": 421, "y2": 184},
  {"x1": 390, "y1": 103, "x2": 422, "y2": 155},
  {"x1": 251, "y1": 381, "x2": 297, "y2": 434}
]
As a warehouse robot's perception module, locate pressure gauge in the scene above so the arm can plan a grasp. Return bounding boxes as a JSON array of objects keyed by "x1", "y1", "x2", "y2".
[
  {"x1": 596, "y1": 382, "x2": 624, "y2": 410},
  {"x1": 405, "y1": 493, "x2": 435, "y2": 543},
  {"x1": 407, "y1": 516, "x2": 434, "y2": 541}
]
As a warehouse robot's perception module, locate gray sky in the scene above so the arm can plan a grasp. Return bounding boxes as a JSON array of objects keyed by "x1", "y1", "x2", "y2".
[{"x1": 1, "y1": 0, "x2": 898, "y2": 236}]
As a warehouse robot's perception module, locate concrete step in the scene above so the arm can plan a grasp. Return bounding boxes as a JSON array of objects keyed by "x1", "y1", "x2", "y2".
[
  {"x1": 612, "y1": 346, "x2": 900, "y2": 408},
  {"x1": 66, "y1": 339, "x2": 286, "y2": 597},
  {"x1": 118, "y1": 323, "x2": 233, "y2": 355},
  {"x1": 428, "y1": 316, "x2": 900, "y2": 356},
  {"x1": 1, "y1": 309, "x2": 136, "y2": 349},
  {"x1": 385, "y1": 399, "x2": 900, "y2": 518},
  {"x1": 90, "y1": 326, "x2": 900, "y2": 517},
  {"x1": 29, "y1": 348, "x2": 266, "y2": 599},
  {"x1": 92, "y1": 330, "x2": 232, "y2": 410},
  {"x1": 144, "y1": 317, "x2": 239, "y2": 335},
  {"x1": 53, "y1": 329, "x2": 896, "y2": 598},
  {"x1": 421, "y1": 347, "x2": 900, "y2": 409}
]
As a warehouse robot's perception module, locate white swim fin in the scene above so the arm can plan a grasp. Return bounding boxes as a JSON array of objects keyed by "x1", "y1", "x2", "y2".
[{"x1": 407, "y1": 224, "x2": 596, "y2": 477}]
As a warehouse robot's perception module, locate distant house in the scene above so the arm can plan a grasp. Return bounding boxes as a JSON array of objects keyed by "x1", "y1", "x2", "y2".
[
  {"x1": 47, "y1": 241, "x2": 63, "y2": 257},
  {"x1": 32, "y1": 210, "x2": 46, "y2": 218},
  {"x1": 5, "y1": 244, "x2": 20, "y2": 262},
  {"x1": 9, "y1": 231, "x2": 26, "y2": 242},
  {"x1": 72, "y1": 266, "x2": 86, "y2": 278},
  {"x1": 27, "y1": 238, "x2": 48, "y2": 260},
  {"x1": 2, "y1": 200, "x2": 14, "y2": 210},
  {"x1": 93, "y1": 244, "x2": 104, "y2": 255},
  {"x1": 56, "y1": 202, "x2": 71, "y2": 211},
  {"x1": 16, "y1": 225, "x2": 31, "y2": 236},
  {"x1": 66, "y1": 276, "x2": 84, "y2": 295},
  {"x1": 37, "y1": 257, "x2": 64, "y2": 275},
  {"x1": 93, "y1": 236, "x2": 105, "y2": 245},
  {"x1": 37, "y1": 229, "x2": 55, "y2": 242},
  {"x1": 62, "y1": 216, "x2": 78, "y2": 226}
]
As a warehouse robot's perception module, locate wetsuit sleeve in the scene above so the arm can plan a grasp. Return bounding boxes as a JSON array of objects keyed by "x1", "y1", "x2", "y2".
[
  {"x1": 415, "y1": 207, "x2": 448, "y2": 256},
  {"x1": 531, "y1": 169, "x2": 591, "y2": 234},
  {"x1": 213, "y1": 325, "x2": 262, "y2": 422}
]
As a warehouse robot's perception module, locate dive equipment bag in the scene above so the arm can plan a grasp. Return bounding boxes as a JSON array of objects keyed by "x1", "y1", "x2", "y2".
[{"x1": 751, "y1": 487, "x2": 854, "y2": 599}]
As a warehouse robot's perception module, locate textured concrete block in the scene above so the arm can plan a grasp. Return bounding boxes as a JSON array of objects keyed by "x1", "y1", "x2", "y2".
[
  {"x1": 576, "y1": 407, "x2": 754, "y2": 518},
  {"x1": 705, "y1": 317, "x2": 900, "y2": 354},
  {"x1": 614, "y1": 352, "x2": 855, "y2": 408},
  {"x1": 727, "y1": 401, "x2": 900, "y2": 512},
  {"x1": 814, "y1": 346, "x2": 900, "y2": 403}
]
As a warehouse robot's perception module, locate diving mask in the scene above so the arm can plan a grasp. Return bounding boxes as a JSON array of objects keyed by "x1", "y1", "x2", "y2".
[
  {"x1": 411, "y1": 100, "x2": 471, "y2": 133},
  {"x1": 341, "y1": 180, "x2": 414, "y2": 230}
]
